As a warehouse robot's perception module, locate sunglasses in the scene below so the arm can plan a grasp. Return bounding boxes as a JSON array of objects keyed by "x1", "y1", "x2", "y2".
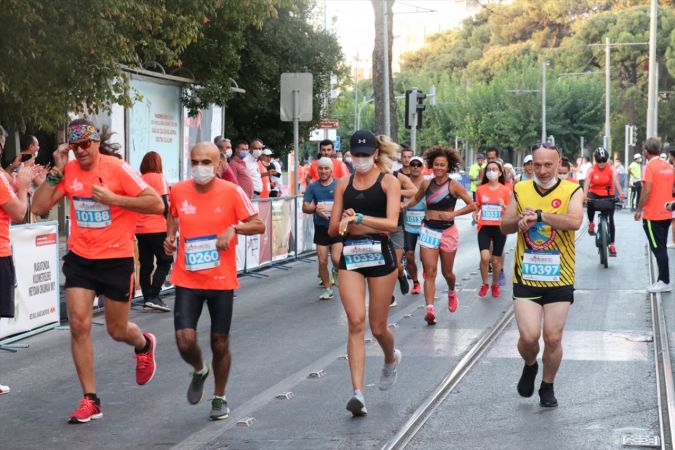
[
  {"x1": 410, "y1": 163, "x2": 423, "y2": 168},
  {"x1": 68, "y1": 140, "x2": 93, "y2": 151}
]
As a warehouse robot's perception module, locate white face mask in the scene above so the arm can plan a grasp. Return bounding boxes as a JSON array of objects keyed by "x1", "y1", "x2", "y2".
[
  {"x1": 252, "y1": 149, "x2": 262, "y2": 159},
  {"x1": 191, "y1": 165, "x2": 215, "y2": 185},
  {"x1": 352, "y1": 155, "x2": 375, "y2": 173},
  {"x1": 486, "y1": 170, "x2": 499, "y2": 181},
  {"x1": 533, "y1": 174, "x2": 557, "y2": 190},
  {"x1": 225, "y1": 149, "x2": 232, "y2": 158}
]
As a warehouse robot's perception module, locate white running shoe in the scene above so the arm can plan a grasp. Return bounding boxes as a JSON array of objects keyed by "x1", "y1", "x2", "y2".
[
  {"x1": 379, "y1": 349, "x2": 401, "y2": 391},
  {"x1": 647, "y1": 281, "x2": 672, "y2": 293},
  {"x1": 0, "y1": 384, "x2": 9, "y2": 395},
  {"x1": 346, "y1": 391, "x2": 367, "y2": 417}
]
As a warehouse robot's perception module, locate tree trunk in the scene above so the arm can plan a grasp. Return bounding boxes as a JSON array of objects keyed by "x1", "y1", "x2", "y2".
[{"x1": 372, "y1": 0, "x2": 398, "y2": 139}]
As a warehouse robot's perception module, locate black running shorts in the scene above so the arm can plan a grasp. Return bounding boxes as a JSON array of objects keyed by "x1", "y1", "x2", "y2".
[
  {"x1": 477, "y1": 225, "x2": 507, "y2": 256},
  {"x1": 404, "y1": 231, "x2": 419, "y2": 252},
  {"x1": 339, "y1": 235, "x2": 397, "y2": 278},
  {"x1": 313, "y1": 225, "x2": 337, "y2": 246},
  {"x1": 62, "y1": 251, "x2": 135, "y2": 302},
  {"x1": 512, "y1": 283, "x2": 574, "y2": 305},
  {"x1": 174, "y1": 287, "x2": 234, "y2": 334},
  {"x1": 0, "y1": 256, "x2": 16, "y2": 318}
]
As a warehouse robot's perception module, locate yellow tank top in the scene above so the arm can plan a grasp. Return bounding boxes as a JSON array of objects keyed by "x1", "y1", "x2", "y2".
[{"x1": 513, "y1": 180, "x2": 581, "y2": 287}]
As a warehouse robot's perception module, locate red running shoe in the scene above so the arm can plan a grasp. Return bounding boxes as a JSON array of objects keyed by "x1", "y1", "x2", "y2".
[
  {"x1": 424, "y1": 306, "x2": 436, "y2": 325},
  {"x1": 608, "y1": 244, "x2": 617, "y2": 257},
  {"x1": 588, "y1": 223, "x2": 595, "y2": 236},
  {"x1": 448, "y1": 290, "x2": 459, "y2": 312},
  {"x1": 478, "y1": 284, "x2": 489, "y2": 297},
  {"x1": 68, "y1": 397, "x2": 102, "y2": 423},
  {"x1": 491, "y1": 285, "x2": 500, "y2": 298},
  {"x1": 136, "y1": 332, "x2": 157, "y2": 385},
  {"x1": 412, "y1": 281, "x2": 421, "y2": 295}
]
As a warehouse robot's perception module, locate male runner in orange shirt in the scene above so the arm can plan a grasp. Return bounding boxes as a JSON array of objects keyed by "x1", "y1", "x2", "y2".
[
  {"x1": 32, "y1": 119, "x2": 164, "y2": 423},
  {"x1": 164, "y1": 142, "x2": 264, "y2": 420}
]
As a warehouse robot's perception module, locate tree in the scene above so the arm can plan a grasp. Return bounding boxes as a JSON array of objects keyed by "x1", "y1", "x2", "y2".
[
  {"x1": 223, "y1": 1, "x2": 345, "y2": 153},
  {"x1": 371, "y1": 0, "x2": 398, "y2": 138}
]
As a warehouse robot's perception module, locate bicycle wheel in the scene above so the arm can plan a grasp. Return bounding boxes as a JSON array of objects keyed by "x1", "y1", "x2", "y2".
[{"x1": 599, "y1": 216, "x2": 608, "y2": 268}]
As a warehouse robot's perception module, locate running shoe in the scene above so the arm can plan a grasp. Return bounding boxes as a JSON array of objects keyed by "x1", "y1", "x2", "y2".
[
  {"x1": 145, "y1": 297, "x2": 171, "y2": 312},
  {"x1": 424, "y1": 306, "x2": 436, "y2": 325},
  {"x1": 331, "y1": 268, "x2": 338, "y2": 286},
  {"x1": 68, "y1": 397, "x2": 102, "y2": 423},
  {"x1": 398, "y1": 274, "x2": 410, "y2": 295},
  {"x1": 0, "y1": 384, "x2": 9, "y2": 395},
  {"x1": 209, "y1": 397, "x2": 230, "y2": 420},
  {"x1": 538, "y1": 382, "x2": 558, "y2": 407},
  {"x1": 390, "y1": 296, "x2": 397, "y2": 307},
  {"x1": 488, "y1": 261, "x2": 493, "y2": 274},
  {"x1": 319, "y1": 288, "x2": 334, "y2": 300},
  {"x1": 588, "y1": 222, "x2": 595, "y2": 235},
  {"x1": 478, "y1": 284, "x2": 489, "y2": 297},
  {"x1": 346, "y1": 392, "x2": 367, "y2": 417},
  {"x1": 647, "y1": 280, "x2": 673, "y2": 293},
  {"x1": 517, "y1": 362, "x2": 538, "y2": 398},
  {"x1": 411, "y1": 281, "x2": 421, "y2": 295},
  {"x1": 379, "y1": 349, "x2": 401, "y2": 391},
  {"x1": 187, "y1": 362, "x2": 210, "y2": 405},
  {"x1": 498, "y1": 270, "x2": 506, "y2": 286},
  {"x1": 136, "y1": 332, "x2": 157, "y2": 385},
  {"x1": 448, "y1": 290, "x2": 459, "y2": 312},
  {"x1": 608, "y1": 244, "x2": 617, "y2": 257},
  {"x1": 491, "y1": 284, "x2": 500, "y2": 298}
]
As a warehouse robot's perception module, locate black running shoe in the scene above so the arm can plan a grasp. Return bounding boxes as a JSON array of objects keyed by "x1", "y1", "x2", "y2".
[
  {"x1": 517, "y1": 362, "x2": 538, "y2": 397},
  {"x1": 187, "y1": 363, "x2": 210, "y2": 404},
  {"x1": 538, "y1": 382, "x2": 558, "y2": 407},
  {"x1": 145, "y1": 297, "x2": 171, "y2": 312},
  {"x1": 398, "y1": 274, "x2": 409, "y2": 295}
]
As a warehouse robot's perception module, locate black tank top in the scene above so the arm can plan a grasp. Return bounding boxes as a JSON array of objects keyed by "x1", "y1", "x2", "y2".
[{"x1": 343, "y1": 173, "x2": 387, "y2": 218}]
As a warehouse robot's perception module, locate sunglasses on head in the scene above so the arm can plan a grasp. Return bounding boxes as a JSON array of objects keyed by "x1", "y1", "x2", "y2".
[{"x1": 68, "y1": 140, "x2": 93, "y2": 151}]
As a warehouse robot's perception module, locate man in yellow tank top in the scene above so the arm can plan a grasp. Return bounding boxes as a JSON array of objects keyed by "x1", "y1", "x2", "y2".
[{"x1": 501, "y1": 144, "x2": 583, "y2": 408}]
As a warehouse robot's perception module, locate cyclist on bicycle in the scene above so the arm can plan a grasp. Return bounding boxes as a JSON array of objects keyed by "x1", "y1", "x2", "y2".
[{"x1": 583, "y1": 147, "x2": 625, "y2": 257}]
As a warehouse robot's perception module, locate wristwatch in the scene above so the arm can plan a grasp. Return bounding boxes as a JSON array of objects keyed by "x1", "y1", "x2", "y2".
[{"x1": 535, "y1": 209, "x2": 543, "y2": 223}]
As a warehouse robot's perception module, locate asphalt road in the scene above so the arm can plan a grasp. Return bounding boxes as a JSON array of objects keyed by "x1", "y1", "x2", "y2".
[{"x1": 0, "y1": 208, "x2": 667, "y2": 450}]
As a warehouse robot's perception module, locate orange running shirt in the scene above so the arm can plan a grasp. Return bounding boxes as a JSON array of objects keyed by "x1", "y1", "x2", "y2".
[
  {"x1": 476, "y1": 183, "x2": 511, "y2": 230},
  {"x1": 56, "y1": 155, "x2": 148, "y2": 259},
  {"x1": 169, "y1": 179, "x2": 257, "y2": 290},
  {"x1": 587, "y1": 164, "x2": 615, "y2": 196},
  {"x1": 136, "y1": 172, "x2": 169, "y2": 234},
  {"x1": 0, "y1": 172, "x2": 17, "y2": 257},
  {"x1": 308, "y1": 159, "x2": 344, "y2": 182},
  {"x1": 642, "y1": 157, "x2": 675, "y2": 221}
]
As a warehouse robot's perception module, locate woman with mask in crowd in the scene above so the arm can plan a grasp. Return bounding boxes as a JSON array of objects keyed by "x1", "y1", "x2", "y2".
[{"x1": 328, "y1": 130, "x2": 401, "y2": 417}]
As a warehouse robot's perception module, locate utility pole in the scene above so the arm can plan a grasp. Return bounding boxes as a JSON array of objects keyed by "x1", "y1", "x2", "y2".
[
  {"x1": 646, "y1": 0, "x2": 658, "y2": 138},
  {"x1": 541, "y1": 61, "x2": 547, "y2": 143},
  {"x1": 382, "y1": 0, "x2": 391, "y2": 137},
  {"x1": 605, "y1": 37, "x2": 611, "y2": 151}
]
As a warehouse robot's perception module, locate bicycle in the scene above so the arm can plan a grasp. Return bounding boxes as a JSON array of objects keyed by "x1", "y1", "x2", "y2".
[{"x1": 588, "y1": 197, "x2": 618, "y2": 268}]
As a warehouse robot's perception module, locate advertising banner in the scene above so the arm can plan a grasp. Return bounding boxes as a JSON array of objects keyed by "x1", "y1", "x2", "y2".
[
  {"x1": 271, "y1": 198, "x2": 293, "y2": 261},
  {"x1": 296, "y1": 197, "x2": 315, "y2": 254},
  {"x1": 236, "y1": 235, "x2": 246, "y2": 273},
  {"x1": 129, "y1": 78, "x2": 182, "y2": 183},
  {"x1": 0, "y1": 223, "x2": 60, "y2": 341}
]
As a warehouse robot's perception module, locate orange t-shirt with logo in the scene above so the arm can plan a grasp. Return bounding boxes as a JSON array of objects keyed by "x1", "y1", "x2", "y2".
[
  {"x1": 0, "y1": 172, "x2": 17, "y2": 257},
  {"x1": 308, "y1": 159, "x2": 344, "y2": 182},
  {"x1": 169, "y1": 179, "x2": 257, "y2": 290},
  {"x1": 136, "y1": 172, "x2": 169, "y2": 234},
  {"x1": 476, "y1": 183, "x2": 511, "y2": 230},
  {"x1": 56, "y1": 155, "x2": 148, "y2": 259},
  {"x1": 587, "y1": 164, "x2": 616, "y2": 196},
  {"x1": 642, "y1": 157, "x2": 675, "y2": 221}
]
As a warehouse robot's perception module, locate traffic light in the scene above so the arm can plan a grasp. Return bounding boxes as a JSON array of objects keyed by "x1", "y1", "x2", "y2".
[{"x1": 405, "y1": 88, "x2": 426, "y2": 129}]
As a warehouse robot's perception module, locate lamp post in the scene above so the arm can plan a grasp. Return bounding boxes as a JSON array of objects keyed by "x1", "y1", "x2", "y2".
[{"x1": 646, "y1": 0, "x2": 658, "y2": 138}]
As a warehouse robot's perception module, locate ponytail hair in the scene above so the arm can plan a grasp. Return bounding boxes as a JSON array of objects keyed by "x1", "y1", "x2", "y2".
[{"x1": 375, "y1": 135, "x2": 399, "y2": 174}]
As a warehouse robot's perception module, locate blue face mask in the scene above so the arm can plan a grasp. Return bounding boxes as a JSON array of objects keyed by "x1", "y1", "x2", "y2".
[{"x1": 239, "y1": 151, "x2": 248, "y2": 159}]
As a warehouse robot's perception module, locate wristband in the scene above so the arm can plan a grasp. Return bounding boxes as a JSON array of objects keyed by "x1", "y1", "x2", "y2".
[
  {"x1": 46, "y1": 168, "x2": 63, "y2": 187},
  {"x1": 356, "y1": 213, "x2": 364, "y2": 224}
]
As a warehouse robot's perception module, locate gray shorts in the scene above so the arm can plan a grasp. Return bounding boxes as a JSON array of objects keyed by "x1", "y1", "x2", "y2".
[{"x1": 390, "y1": 227, "x2": 404, "y2": 250}]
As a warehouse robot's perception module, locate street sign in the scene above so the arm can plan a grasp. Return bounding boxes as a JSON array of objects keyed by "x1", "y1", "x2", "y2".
[
  {"x1": 334, "y1": 135, "x2": 341, "y2": 150},
  {"x1": 318, "y1": 119, "x2": 339, "y2": 129},
  {"x1": 280, "y1": 73, "x2": 313, "y2": 122}
]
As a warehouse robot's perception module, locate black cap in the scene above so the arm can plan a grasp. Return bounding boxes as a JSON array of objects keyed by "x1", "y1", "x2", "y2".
[{"x1": 350, "y1": 129, "x2": 377, "y2": 155}]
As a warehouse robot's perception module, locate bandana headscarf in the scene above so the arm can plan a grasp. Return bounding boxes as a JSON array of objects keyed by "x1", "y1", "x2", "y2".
[{"x1": 67, "y1": 123, "x2": 100, "y2": 143}]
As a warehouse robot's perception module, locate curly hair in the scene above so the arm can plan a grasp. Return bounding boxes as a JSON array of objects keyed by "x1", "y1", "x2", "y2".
[
  {"x1": 423, "y1": 145, "x2": 463, "y2": 173},
  {"x1": 375, "y1": 134, "x2": 399, "y2": 174},
  {"x1": 480, "y1": 160, "x2": 505, "y2": 185}
]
